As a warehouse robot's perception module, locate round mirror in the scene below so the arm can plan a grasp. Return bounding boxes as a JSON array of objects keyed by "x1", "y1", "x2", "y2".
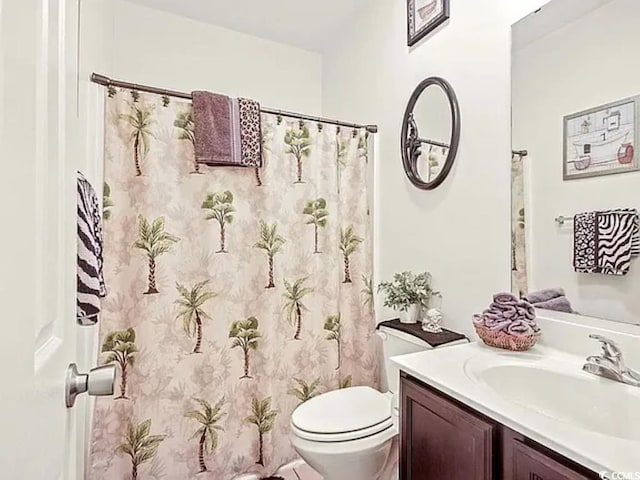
[{"x1": 401, "y1": 77, "x2": 461, "y2": 190}]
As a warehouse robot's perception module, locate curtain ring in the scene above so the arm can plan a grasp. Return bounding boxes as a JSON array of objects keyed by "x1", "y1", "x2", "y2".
[
  {"x1": 131, "y1": 86, "x2": 140, "y2": 102},
  {"x1": 161, "y1": 89, "x2": 170, "y2": 107},
  {"x1": 298, "y1": 119, "x2": 305, "y2": 129},
  {"x1": 352, "y1": 128, "x2": 358, "y2": 138},
  {"x1": 317, "y1": 123, "x2": 323, "y2": 132}
]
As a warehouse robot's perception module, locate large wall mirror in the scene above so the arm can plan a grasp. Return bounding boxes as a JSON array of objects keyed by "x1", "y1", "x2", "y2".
[{"x1": 511, "y1": 0, "x2": 640, "y2": 325}]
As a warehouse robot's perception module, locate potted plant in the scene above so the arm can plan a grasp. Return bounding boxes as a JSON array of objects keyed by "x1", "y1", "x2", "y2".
[{"x1": 378, "y1": 271, "x2": 433, "y2": 324}]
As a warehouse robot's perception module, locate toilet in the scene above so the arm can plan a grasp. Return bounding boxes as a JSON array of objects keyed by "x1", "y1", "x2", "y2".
[{"x1": 290, "y1": 325, "x2": 434, "y2": 480}]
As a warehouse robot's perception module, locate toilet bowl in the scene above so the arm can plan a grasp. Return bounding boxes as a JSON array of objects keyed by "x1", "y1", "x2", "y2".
[
  {"x1": 291, "y1": 387, "x2": 398, "y2": 480},
  {"x1": 290, "y1": 325, "x2": 440, "y2": 480}
]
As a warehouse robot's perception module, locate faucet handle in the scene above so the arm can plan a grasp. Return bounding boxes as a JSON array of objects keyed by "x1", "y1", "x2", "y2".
[{"x1": 589, "y1": 334, "x2": 622, "y2": 361}]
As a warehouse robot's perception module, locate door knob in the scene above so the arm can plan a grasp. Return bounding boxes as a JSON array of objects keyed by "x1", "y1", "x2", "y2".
[{"x1": 65, "y1": 363, "x2": 116, "y2": 408}]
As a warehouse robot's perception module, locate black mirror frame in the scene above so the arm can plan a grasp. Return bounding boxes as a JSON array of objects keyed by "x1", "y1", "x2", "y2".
[{"x1": 401, "y1": 77, "x2": 461, "y2": 190}]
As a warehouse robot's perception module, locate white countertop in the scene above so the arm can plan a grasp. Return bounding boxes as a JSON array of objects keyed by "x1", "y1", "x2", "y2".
[{"x1": 391, "y1": 342, "x2": 640, "y2": 474}]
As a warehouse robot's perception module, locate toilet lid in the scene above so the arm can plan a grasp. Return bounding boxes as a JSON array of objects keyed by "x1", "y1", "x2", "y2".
[{"x1": 291, "y1": 386, "x2": 392, "y2": 441}]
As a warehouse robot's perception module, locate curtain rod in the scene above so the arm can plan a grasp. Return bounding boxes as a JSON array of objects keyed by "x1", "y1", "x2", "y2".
[{"x1": 91, "y1": 73, "x2": 378, "y2": 134}]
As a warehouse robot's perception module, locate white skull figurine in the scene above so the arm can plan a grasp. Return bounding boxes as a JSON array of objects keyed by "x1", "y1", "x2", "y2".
[{"x1": 422, "y1": 308, "x2": 443, "y2": 333}]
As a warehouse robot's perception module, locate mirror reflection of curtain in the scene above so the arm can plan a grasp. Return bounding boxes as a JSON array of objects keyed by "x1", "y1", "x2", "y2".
[
  {"x1": 88, "y1": 90, "x2": 378, "y2": 479},
  {"x1": 511, "y1": 153, "x2": 528, "y2": 297}
]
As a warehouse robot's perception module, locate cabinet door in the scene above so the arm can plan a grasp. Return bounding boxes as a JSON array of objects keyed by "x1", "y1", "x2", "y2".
[
  {"x1": 509, "y1": 439, "x2": 593, "y2": 480},
  {"x1": 400, "y1": 375, "x2": 496, "y2": 480}
]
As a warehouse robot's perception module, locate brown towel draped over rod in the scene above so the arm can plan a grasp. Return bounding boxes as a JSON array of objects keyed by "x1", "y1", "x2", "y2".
[{"x1": 91, "y1": 73, "x2": 379, "y2": 134}]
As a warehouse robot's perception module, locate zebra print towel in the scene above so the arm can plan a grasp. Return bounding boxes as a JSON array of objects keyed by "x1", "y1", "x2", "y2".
[
  {"x1": 77, "y1": 172, "x2": 106, "y2": 325},
  {"x1": 574, "y1": 209, "x2": 640, "y2": 276}
]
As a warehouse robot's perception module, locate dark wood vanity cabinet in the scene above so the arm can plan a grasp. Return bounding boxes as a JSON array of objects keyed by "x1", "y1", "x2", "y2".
[
  {"x1": 400, "y1": 373, "x2": 496, "y2": 479},
  {"x1": 400, "y1": 373, "x2": 599, "y2": 480}
]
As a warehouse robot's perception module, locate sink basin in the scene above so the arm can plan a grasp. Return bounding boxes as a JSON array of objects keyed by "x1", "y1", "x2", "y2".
[{"x1": 465, "y1": 358, "x2": 640, "y2": 441}]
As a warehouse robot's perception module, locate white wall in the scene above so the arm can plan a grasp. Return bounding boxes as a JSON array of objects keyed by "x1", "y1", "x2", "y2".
[
  {"x1": 110, "y1": 0, "x2": 323, "y2": 115},
  {"x1": 513, "y1": 0, "x2": 640, "y2": 324},
  {"x1": 78, "y1": 1, "x2": 116, "y2": 477},
  {"x1": 322, "y1": 0, "x2": 548, "y2": 336}
]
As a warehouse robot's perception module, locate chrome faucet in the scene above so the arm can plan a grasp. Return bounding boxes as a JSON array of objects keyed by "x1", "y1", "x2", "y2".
[{"x1": 583, "y1": 334, "x2": 640, "y2": 387}]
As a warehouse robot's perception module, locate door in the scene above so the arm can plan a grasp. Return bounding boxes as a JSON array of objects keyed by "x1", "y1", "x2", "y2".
[
  {"x1": 502, "y1": 430, "x2": 597, "y2": 480},
  {"x1": 509, "y1": 441, "x2": 592, "y2": 480},
  {"x1": 0, "y1": 0, "x2": 87, "y2": 478},
  {"x1": 400, "y1": 374, "x2": 496, "y2": 480}
]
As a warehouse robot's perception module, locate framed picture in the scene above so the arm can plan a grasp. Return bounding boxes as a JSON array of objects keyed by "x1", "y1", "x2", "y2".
[
  {"x1": 563, "y1": 96, "x2": 640, "y2": 180},
  {"x1": 407, "y1": 0, "x2": 450, "y2": 46}
]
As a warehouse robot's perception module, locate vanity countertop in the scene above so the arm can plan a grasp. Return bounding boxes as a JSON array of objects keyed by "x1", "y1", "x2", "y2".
[{"x1": 391, "y1": 342, "x2": 640, "y2": 474}]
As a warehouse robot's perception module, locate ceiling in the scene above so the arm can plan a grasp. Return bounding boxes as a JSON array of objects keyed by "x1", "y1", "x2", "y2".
[
  {"x1": 123, "y1": 0, "x2": 366, "y2": 52},
  {"x1": 513, "y1": 0, "x2": 616, "y2": 51}
]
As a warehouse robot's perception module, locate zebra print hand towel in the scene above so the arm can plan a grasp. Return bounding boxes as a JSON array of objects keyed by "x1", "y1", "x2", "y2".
[
  {"x1": 574, "y1": 209, "x2": 640, "y2": 276},
  {"x1": 77, "y1": 172, "x2": 106, "y2": 325}
]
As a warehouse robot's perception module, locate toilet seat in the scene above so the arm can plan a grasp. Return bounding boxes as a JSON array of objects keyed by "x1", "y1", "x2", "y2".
[
  {"x1": 291, "y1": 417, "x2": 394, "y2": 442},
  {"x1": 291, "y1": 386, "x2": 393, "y2": 443}
]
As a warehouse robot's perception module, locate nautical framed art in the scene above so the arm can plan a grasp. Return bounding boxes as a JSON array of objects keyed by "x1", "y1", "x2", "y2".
[
  {"x1": 407, "y1": 0, "x2": 450, "y2": 46},
  {"x1": 563, "y1": 96, "x2": 640, "y2": 180}
]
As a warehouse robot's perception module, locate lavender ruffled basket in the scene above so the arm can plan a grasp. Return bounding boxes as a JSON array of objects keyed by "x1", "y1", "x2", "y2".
[{"x1": 472, "y1": 293, "x2": 541, "y2": 352}]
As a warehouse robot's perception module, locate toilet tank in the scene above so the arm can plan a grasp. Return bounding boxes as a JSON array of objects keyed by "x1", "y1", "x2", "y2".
[{"x1": 378, "y1": 325, "x2": 433, "y2": 397}]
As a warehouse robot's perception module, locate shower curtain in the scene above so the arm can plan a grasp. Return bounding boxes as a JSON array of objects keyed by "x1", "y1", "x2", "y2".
[
  {"x1": 511, "y1": 152, "x2": 528, "y2": 297},
  {"x1": 88, "y1": 90, "x2": 378, "y2": 479}
]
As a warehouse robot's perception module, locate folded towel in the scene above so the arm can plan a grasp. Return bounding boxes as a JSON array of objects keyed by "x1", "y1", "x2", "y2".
[
  {"x1": 532, "y1": 296, "x2": 574, "y2": 314},
  {"x1": 192, "y1": 91, "x2": 262, "y2": 168},
  {"x1": 516, "y1": 301, "x2": 537, "y2": 320},
  {"x1": 493, "y1": 292, "x2": 517, "y2": 306},
  {"x1": 524, "y1": 288, "x2": 565, "y2": 304},
  {"x1": 574, "y1": 209, "x2": 640, "y2": 276},
  {"x1": 475, "y1": 314, "x2": 512, "y2": 332},
  {"x1": 507, "y1": 319, "x2": 537, "y2": 336},
  {"x1": 77, "y1": 172, "x2": 106, "y2": 326},
  {"x1": 473, "y1": 293, "x2": 539, "y2": 334}
]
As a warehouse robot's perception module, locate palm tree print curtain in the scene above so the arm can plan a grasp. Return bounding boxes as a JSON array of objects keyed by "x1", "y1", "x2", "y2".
[
  {"x1": 88, "y1": 90, "x2": 378, "y2": 479},
  {"x1": 511, "y1": 153, "x2": 528, "y2": 297}
]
